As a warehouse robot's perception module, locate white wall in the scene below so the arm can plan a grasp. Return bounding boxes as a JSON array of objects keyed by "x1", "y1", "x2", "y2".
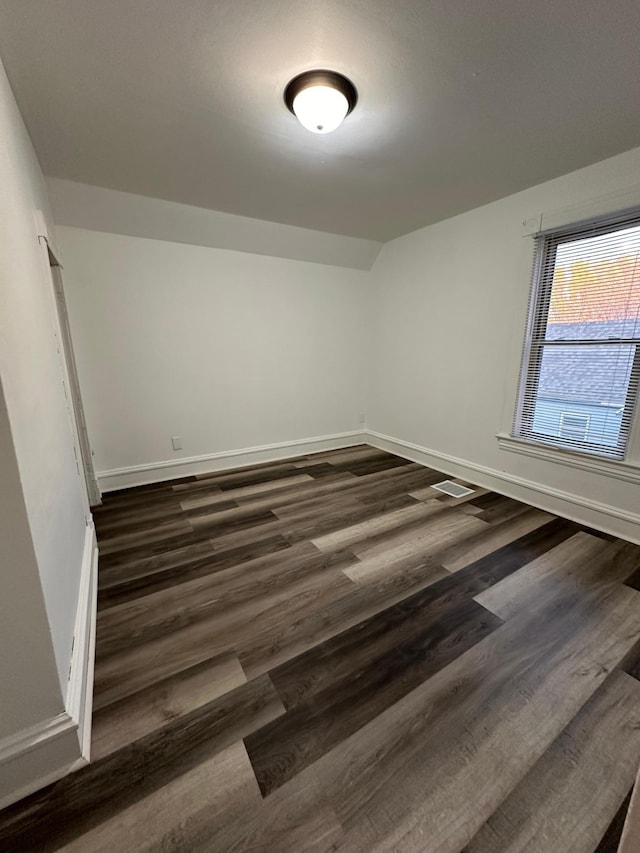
[
  {"x1": 56, "y1": 227, "x2": 369, "y2": 485},
  {"x1": 368, "y1": 145, "x2": 640, "y2": 542},
  {"x1": 0, "y1": 57, "x2": 88, "y2": 690},
  {"x1": 0, "y1": 384, "x2": 63, "y2": 738}
]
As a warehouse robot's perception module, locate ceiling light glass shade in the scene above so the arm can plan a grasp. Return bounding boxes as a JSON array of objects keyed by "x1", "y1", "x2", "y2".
[
  {"x1": 292, "y1": 85, "x2": 349, "y2": 134},
  {"x1": 285, "y1": 70, "x2": 358, "y2": 135}
]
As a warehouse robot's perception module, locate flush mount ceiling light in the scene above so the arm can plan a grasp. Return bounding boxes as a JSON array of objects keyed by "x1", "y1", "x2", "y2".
[{"x1": 284, "y1": 70, "x2": 358, "y2": 134}]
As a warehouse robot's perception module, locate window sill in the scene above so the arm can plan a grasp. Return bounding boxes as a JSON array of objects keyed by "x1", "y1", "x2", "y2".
[{"x1": 496, "y1": 433, "x2": 640, "y2": 485}]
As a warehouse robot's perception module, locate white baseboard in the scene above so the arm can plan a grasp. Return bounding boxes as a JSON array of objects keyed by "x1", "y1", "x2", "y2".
[
  {"x1": 0, "y1": 715, "x2": 80, "y2": 812},
  {"x1": 97, "y1": 430, "x2": 368, "y2": 491},
  {"x1": 0, "y1": 524, "x2": 98, "y2": 810},
  {"x1": 366, "y1": 430, "x2": 640, "y2": 545},
  {"x1": 98, "y1": 425, "x2": 640, "y2": 540}
]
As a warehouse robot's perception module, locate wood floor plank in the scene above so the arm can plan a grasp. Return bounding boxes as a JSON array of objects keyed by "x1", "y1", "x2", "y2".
[
  {"x1": 96, "y1": 527, "x2": 215, "y2": 571},
  {"x1": 235, "y1": 469, "x2": 358, "y2": 504},
  {"x1": 276, "y1": 493, "x2": 419, "y2": 545},
  {"x1": 267, "y1": 584, "x2": 495, "y2": 713},
  {"x1": 97, "y1": 518, "x2": 194, "y2": 555},
  {"x1": 95, "y1": 543, "x2": 358, "y2": 658},
  {"x1": 207, "y1": 774, "x2": 344, "y2": 853},
  {"x1": 186, "y1": 504, "x2": 277, "y2": 534},
  {"x1": 593, "y1": 787, "x2": 633, "y2": 853},
  {"x1": 201, "y1": 491, "x2": 411, "y2": 554},
  {"x1": 171, "y1": 462, "x2": 302, "y2": 492},
  {"x1": 476, "y1": 534, "x2": 639, "y2": 621},
  {"x1": 435, "y1": 485, "x2": 492, "y2": 506},
  {"x1": 93, "y1": 498, "x2": 186, "y2": 536},
  {"x1": 618, "y1": 777, "x2": 640, "y2": 853},
  {"x1": 95, "y1": 484, "x2": 188, "y2": 513},
  {"x1": 192, "y1": 454, "x2": 306, "y2": 477},
  {"x1": 178, "y1": 472, "x2": 314, "y2": 510},
  {"x1": 303, "y1": 461, "x2": 358, "y2": 479},
  {"x1": 465, "y1": 670, "x2": 640, "y2": 853},
  {"x1": 91, "y1": 654, "x2": 247, "y2": 760},
  {"x1": 442, "y1": 517, "x2": 581, "y2": 595},
  {"x1": 188, "y1": 471, "x2": 357, "y2": 516},
  {"x1": 343, "y1": 468, "x2": 445, "y2": 505},
  {"x1": 620, "y1": 635, "x2": 640, "y2": 682},
  {"x1": 326, "y1": 455, "x2": 414, "y2": 476},
  {"x1": 97, "y1": 539, "x2": 216, "y2": 590},
  {"x1": 271, "y1": 493, "x2": 366, "y2": 523},
  {"x1": 453, "y1": 502, "x2": 485, "y2": 516},
  {"x1": 93, "y1": 628, "x2": 240, "y2": 710},
  {"x1": 59, "y1": 741, "x2": 263, "y2": 853},
  {"x1": 311, "y1": 498, "x2": 443, "y2": 552},
  {"x1": 476, "y1": 496, "x2": 532, "y2": 525},
  {"x1": 468, "y1": 491, "x2": 526, "y2": 512},
  {"x1": 239, "y1": 556, "x2": 451, "y2": 679},
  {"x1": 97, "y1": 533, "x2": 292, "y2": 610},
  {"x1": 292, "y1": 445, "x2": 392, "y2": 466},
  {"x1": 346, "y1": 508, "x2": 487, "y2": 581},
  {"x1": 621, "y1": 544, "x2": 640, "y2": 590},
  {"x1": 438, "y1": 508, "x2": 554, "y2": 572}
]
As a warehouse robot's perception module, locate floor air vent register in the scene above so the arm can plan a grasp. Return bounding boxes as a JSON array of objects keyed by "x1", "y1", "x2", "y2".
[{"x1": 431, "y1": 480, "x2": 475, "y2": 498}]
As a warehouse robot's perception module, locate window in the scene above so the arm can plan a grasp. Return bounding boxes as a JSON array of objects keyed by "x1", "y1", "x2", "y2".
[{"x1": 513, "y1": 212, "x2": 640, "y2": 460}]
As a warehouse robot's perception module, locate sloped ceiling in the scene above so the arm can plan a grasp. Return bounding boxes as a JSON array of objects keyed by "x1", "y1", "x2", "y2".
[{"x1": 1, "y1": 0, "x2": 639, "y2": 240}]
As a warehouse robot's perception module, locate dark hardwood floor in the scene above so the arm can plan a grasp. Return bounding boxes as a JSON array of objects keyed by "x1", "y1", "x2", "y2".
[{"x1": 1, "y1": 444, "x2": 639, "y2": 851}]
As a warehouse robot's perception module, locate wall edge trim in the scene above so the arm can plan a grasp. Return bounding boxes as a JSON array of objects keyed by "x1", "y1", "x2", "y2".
[{"x1": 66, "y1": 523, "x2": 98, "y2": 759}]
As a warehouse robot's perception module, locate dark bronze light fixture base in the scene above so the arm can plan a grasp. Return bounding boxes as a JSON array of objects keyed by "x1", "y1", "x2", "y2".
[{"x1": 284, "y1": 70, "x2": 358, "y2": 117}]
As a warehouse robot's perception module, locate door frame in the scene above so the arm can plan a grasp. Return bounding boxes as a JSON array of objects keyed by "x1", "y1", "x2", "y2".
[{"x1": 41, "y1": 237, "x2": 102, "y2": 507}]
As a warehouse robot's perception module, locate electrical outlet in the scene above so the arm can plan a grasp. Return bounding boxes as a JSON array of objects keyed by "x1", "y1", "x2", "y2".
[
  {"x1": 171, "y1": 435, "x2": 182, "y2": 451},
  {"x1": 358, "y1": 411, "x2": 366, "y2": 425}
]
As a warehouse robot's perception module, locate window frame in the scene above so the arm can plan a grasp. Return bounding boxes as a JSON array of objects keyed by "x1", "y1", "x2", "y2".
[{"x1": 511, "y1": 210, "x2": 640, "y2": 463}]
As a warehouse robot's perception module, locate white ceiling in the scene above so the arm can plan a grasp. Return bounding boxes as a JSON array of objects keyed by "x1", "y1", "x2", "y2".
[{"x1": 1, "y1": 1, "x2": 640, "y2": 242}]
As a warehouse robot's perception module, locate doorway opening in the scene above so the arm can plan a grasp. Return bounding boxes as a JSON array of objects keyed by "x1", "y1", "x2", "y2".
[{"x1": 45, "y1": 241, "x2": 101, "y2": 507}]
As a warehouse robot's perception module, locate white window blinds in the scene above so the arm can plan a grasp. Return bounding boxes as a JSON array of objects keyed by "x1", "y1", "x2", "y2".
[{"x1": 514, "y1": 213, "x2": 640, "y2": 459}]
